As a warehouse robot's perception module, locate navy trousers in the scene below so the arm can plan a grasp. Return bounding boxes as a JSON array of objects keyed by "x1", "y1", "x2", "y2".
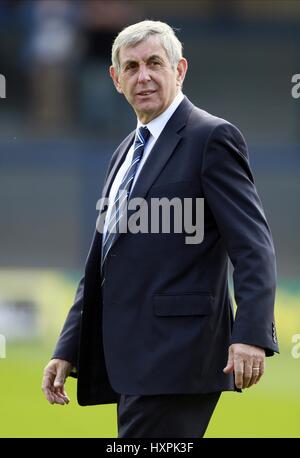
[{"x1": 117, "y1": 392, "x2": 221, "y2": 438}]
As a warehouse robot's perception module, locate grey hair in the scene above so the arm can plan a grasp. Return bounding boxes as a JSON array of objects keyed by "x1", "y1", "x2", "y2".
[{"x1": 111, "y1": 20, "x2": 183, "y2": 74}]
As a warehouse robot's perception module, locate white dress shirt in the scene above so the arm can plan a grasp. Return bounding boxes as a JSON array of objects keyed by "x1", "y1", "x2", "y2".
[{"x1": 103, "y1": 91, "x2": 184, "y2": 240}]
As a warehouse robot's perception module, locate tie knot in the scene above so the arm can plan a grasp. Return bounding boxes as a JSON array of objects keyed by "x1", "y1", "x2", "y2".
[{"x1": 137, "y1": 126, "x2": 150, "y2": 145}]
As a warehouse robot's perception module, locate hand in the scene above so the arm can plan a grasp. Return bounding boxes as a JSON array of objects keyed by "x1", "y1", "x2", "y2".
[
  {"x1": 223, "y1": 343, "x2": 265, "y2": 389},
  {"x1": 42, "y1": 359, "x2": 72, "y2": 405}
]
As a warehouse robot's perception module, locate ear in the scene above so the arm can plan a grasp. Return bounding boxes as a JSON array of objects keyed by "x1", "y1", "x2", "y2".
[
  {"x1": 176, "y1": 58, "x2": 188, "y2": 88},
  {"x1": 109, "y1": 66, "x2": 123, "y2": 94}
]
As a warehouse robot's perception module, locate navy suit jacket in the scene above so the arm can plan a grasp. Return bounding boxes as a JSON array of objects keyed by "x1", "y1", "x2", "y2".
[{"x1": 53, "y1": 96, "x2": 279, "y2": 406}]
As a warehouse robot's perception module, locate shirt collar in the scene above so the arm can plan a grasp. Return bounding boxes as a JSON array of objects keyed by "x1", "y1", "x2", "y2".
[{"x1": 136, "y1": 91, "x2": 184, "y2": 140}]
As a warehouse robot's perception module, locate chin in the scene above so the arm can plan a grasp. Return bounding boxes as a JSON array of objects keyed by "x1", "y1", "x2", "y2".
[{"x1": 138, "y1": 101, "x2": 161, "y2": 113}]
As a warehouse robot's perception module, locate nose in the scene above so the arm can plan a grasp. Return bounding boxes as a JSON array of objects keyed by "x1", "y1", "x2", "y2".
[{"x1": 137, "y1": 64, "x2": 151, "y2": 83}]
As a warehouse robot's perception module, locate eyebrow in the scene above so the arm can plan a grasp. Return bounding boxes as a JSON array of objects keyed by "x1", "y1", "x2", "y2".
[{"x1": 122, "y1": 54, "x2": 165, "y2": 68}]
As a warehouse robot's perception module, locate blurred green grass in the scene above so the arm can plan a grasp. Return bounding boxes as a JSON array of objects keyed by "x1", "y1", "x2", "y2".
[
  {"x1": 1, "y1": 341, "x2": 299, "y2": 438},
  {"x1": 0, "y1": 270, "x2": 299, "y2": 437}
]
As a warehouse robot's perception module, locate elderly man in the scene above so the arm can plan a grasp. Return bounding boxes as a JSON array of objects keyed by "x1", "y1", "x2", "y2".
[{"x1": 42, "y1": 20, "x2": 279, "y2": 438}]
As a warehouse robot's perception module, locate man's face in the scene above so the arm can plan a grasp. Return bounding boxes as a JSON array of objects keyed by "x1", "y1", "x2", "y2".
[{"x1": 110, "y1": 35, "x2": 188, "y2": 124}]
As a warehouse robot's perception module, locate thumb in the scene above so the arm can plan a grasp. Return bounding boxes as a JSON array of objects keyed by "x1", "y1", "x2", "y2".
[
  {"x1": 223, "y1": 348, "x2": 234, "y2": 374},
  {"x1": 54, "y1": 369, "x2": 66, "y2": 389}
]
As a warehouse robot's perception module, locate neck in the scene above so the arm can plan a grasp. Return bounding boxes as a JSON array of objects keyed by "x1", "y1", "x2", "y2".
[{"x1": 136, "y1": 91, "x2": 181, "y2": 124}]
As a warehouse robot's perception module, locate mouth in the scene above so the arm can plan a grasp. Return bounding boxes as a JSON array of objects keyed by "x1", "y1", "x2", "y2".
[{"x1": 136, "y1": 90, "x2": 156, "y2": 97}]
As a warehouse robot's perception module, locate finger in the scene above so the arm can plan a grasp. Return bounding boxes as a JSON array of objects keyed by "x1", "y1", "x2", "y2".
[
  {"x1": 42, "y1": 373, "x2": 56, "y2": 402},
  {"x1": 243, "y1": 360, "x2": 253, "y2": 388},
  {"x1": 254, "y1": 360, "x2": 265, "y2": 385},
  {"x1": 223, "y1": 362, "x2": 234, "y2": 373},
  {"x1": 55, "y1": 382, "x2": 70, "y2": 398},
  {"x1": 52, "y1": 394, "x2": 67, "y2": 405},
  {"x1": 58, "y1": 395, "x2": 70, "y2": 404},
  {"x1": 223, "y1": 348, "x2": 234, "y2": 373},
  {"x1": 53, "y1": 366, "x2": 67, "y2": 390},
  {"x1": 50, "y1": 387, "x2": 68, "y2": 405},
  {"x1": 54, "y1": 388, "x2": 70, "y2": 403},
  {"x1": 249, "y1": 372, "x2": 259, "y2": 387},
  {"x1": 234, "y1": 358, "x2": 244, "y2": 389},
  {"x1": 54, "y1": 376, "x2": 65, "y2": 389},
  {"x1": 42, "y1": 372, "x2": 55, "y2": 391},
  {"x1": 54, "y1": 385, "x2": 66, "y2": 396},
  {"x1": 43, "y1": 388, "x2": 55, "y2": 404},
  {"x1": 249, "y1": 361, "x2": 261, "y2": 387}
]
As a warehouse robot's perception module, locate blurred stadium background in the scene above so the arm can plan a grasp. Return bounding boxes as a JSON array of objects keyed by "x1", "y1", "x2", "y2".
[{"x1": 0, "y1": 0, "x2": 299, "y2": 438}]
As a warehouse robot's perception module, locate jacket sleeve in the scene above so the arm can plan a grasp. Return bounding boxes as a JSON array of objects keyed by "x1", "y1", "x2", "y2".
[
  {"x1": 51, "y1": 276, "x2": 84, "y2": 377},
  {"x1": 201, "y1": 122, "x2": 279, "y2": 356}
]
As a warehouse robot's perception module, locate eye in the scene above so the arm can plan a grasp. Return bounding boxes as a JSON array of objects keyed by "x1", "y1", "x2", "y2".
[
  {"x1": 124, "y1": 62, "x2": 137, "y2": 72},
  {"x1": 150, "y1": 60, "x2": 161, "y2": 66}
]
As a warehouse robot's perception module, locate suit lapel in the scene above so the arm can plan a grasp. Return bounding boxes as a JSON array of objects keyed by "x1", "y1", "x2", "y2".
[
  {"x1": 109, "y1": 96, "x2": 194, "y2": 247},
  {"x1": 129, "y1": 131, "x2": 181, "y2": 203},
  {"x1": 130, "y1": 96, "x2": 194, "y2": 202}
]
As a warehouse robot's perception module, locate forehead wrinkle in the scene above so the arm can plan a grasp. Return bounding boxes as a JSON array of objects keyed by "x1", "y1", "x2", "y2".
[
  {"x1": 122, "y1": 54, "x2": 165, "y2": 66},
  {"x1": 119, "y1": 39, "x2": 169, "y2": 65}
]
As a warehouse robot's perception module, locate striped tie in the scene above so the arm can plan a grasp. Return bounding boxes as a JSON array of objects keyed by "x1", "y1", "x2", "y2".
[{"x1": 101, "y1": 126, "x2": 151, "y2": 277}]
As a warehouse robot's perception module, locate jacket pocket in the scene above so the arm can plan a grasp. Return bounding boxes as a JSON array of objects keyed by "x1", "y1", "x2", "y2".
[{"x1": 153, "y1": 292, "x2": 214, "y2": 317}]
